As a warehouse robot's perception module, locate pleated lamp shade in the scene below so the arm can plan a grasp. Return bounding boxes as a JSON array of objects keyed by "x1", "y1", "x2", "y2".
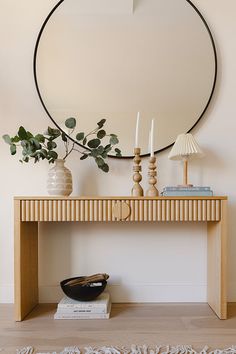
[
  {"x1": 168, "y1": 133, "x2": 204, "y2": 186},
  {"x1": 168, "y1": 133, "x2": 204, "y2": 160}
]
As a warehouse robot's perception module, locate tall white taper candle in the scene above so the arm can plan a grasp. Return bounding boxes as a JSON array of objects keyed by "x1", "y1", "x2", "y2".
[
  {"x1": 148, "y1": 130, "x2": 151, "y2": 154},
  {"x1": 135, "y1": 112, "x2": 140, "y2": 148},
  {"x1": 150, "y1": 119, "x2": 154, "y2": 157}
]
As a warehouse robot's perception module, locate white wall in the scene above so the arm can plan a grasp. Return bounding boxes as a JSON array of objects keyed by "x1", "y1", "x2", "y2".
[{"x1": 1, "y1": 0, "x2": 236, "y2": 303}]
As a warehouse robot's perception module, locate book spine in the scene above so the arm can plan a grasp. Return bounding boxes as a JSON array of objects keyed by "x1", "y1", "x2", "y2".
[
  {"x1": 56, "y1": 307, "x2": 106, "y2": 314},
  {"x1": 58, "y1": 304, "x2": 108, "y2": 311},
  {"x1": 163, "y1": 186, "x2": 211, "y2": 191},
  {"x1": 54, "y1": 313, "x2": 110, "y2": 319},
  {"x1": 162, "y1": 191, "x2": 213, "y2": 196}
]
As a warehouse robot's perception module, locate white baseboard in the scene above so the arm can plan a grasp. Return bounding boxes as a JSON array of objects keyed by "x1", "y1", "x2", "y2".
[
  {"x1": 0, "y1": 284, "x2": 14, "y2": 303},
  {"x1": 3, "y1": 282, "x2": 236, "y2": 304},
  {"x1": 38, "y1": 283, "x2": 207, "y2": 303}
]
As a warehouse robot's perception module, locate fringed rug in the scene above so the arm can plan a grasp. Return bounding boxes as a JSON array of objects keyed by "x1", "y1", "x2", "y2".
[{"x1": 5, "y1": 345, "x2": 236, "y2": 354}]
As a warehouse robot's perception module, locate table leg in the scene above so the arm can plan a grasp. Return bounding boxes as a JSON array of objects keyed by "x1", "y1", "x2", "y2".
[
  {"x1": 14, "y1": 200, "x2": 39, "y2": 321},
  {"x1": 207, "y1": 200, "x2": 227, "y2": 319}
]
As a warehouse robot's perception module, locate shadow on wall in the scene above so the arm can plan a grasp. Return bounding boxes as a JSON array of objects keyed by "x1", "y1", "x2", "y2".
[
  {"x1": 78, "y1": 164, "x2": 99, "y2": 196},
  {"x1": 38, "y1": 222, "x2": 72, "y2": 286},
  {"x1": 191, "y1": 147, "x2": 227, "y2": 186},
  {"x1": 133, "y1": 0, "x2": 144, "y2": 12}
]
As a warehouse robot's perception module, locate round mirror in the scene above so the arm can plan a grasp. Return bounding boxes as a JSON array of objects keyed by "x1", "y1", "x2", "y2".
[{"x1": 34, "y1": 0, "x2": 217, "y2": 157}]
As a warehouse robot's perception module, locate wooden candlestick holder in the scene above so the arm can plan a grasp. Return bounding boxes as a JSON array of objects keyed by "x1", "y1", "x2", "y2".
[
  {"x1": 131, "y1": 147, "x2": 144, "y2": 196},
  {"x1": 146, "y1": 156, "x2": 159, "y2": 197}
]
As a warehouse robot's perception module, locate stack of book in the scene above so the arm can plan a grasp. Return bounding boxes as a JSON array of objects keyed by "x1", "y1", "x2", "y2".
[
  {"x1": 161, "y1": 186, "x2": 213, "y2": 196},
  {"x1": 54, "y1": 292, "x2": 111, "y2": 320}
]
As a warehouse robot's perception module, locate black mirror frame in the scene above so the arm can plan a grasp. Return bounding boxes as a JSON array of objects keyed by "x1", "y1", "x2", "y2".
[{"x1": 33, "y1": 0, "x2": 217, "y2": 158}]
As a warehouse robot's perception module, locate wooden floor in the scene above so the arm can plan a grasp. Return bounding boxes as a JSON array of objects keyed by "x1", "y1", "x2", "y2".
[{"x1": 1, "y1": 303, "x2": 236, "y2": 353}]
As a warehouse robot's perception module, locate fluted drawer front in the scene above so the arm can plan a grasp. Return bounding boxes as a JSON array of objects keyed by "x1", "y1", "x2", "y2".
[
  {"x1": 126, "y1": 199, "x2": 221, "y2": 222},
  {"x1": 20, "y1": 198, "x2": 222, "y2": 222},
  {"x1": 21, "y1": 199, "x2": 117, "y2": 222}
]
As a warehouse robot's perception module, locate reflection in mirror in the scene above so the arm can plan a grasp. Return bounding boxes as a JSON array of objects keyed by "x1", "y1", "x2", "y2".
[{"x1": 34, "y1": 0, "x2": 216, "y2": 157}]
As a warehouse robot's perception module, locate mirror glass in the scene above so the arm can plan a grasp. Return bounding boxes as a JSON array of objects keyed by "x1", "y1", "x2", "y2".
[{"x1": 34, "y1": 0, "x2": 216, "y2": 157}]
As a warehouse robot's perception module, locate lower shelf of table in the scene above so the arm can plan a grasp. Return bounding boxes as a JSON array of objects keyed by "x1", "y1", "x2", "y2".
[{"x1": 14, "y1": 301, "x2": 229, "y2": 323}]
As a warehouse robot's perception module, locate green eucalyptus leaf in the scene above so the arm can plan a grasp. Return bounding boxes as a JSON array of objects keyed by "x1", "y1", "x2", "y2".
[
  {"x1": 97, "y1": 130, "x2": 106, "y2": 139},
  {"x1": 101, "y1": 163, "x2": 109, "y2": 173},
  {"x1": 82, "y1": 137, "x2": 87, "y2": 145},
  {"x1": 2, "y1": 134, "x2": 12, "y2": 145},
  {"x1": 21, "y1": 141, "x2": 32, "y2": 154},
  {"x1": 10, "y1": 144, "x2": 16, "y2": 155},
  {"x1": 101, "y1": 152, "x2": 108, "y2": 159},
  {"x1": 48, "y1": 150, "x2": 58, "y2": 160},
  {"x1": 47, "y1": 126, "x2": 61, "y2": 138},
  {"x1": 115, "y1": 148, "x2": 122, "y2": 156},
  {"x1": 23, "y1": 156, "x2": 29, "y2": 163},
  {"x1": 30, "y1": 138, "x2": 41, "y2": 150},
  {"x1": 21, "y1": 140, "x2": 28, "y2": 149},
  {"x1": 54, "y1": 130, "x2": 61, "y2": 138},
  {"x1": 110, "y1": 134, "x2": 117, "y2": 137},
  {"x1": 90, "y1": 149, "x2": 99, "y2": 157},
  {"x1": 29, "y1": 151, "x2": 37, "y2": 157},
  {"x1": 27, "y1": 145, "x2": 35, "y2": 155},
  {"x1": 97, "y1": 146, "x2": 104, "y2": 155},
  {"x1": 110, "y1": 136, "x2": 119, "y2": 145},
  {"x1": 95, "y1": 156, "x2": 105, "y2": 167},
  {"x1": 80, "y1": 154, "x2": 88, "y2": 160},
  {"x1": 45, "y1": 127, "x2": 52, "y2": 136},
  {"x1": 22, "y1": 148, "x2": 28, "y2": 156},
  {"x1": 91, "y1": 146, "x2": 104, "y2": 157},
  {"x1": 35, "y1": 134, "x2": 45, "y2": 143},
  {"x1": 18, "y1": 126, "x2": 28, "y2": 140},
  {"x1": 88, "y1": 138, "x2": 100, "y2": 149},
  {"x1": 47, "y1": 141, "x2": 57, "y2": 150},
  {"x1": 97, "y1": 119, "x2": 106, "y2": 128},
  {"x1": 40, "y1": 149, "x2": 48, "y2": 157},
  {"x1": 76, "y1": 132, "x2": 84, "y2": 141},
  {"x1": 27, "y1": 131, "x2": 33, "y2": 139},
  {"x1": 65, "y1": 117, "x2": 76, "y2": 129},
  {"x1": 12, "y1": 135, "x2": 20, "y2": 143},
  {"x1": 61, "y1": 132, "x2": 67, "y2": 142}
]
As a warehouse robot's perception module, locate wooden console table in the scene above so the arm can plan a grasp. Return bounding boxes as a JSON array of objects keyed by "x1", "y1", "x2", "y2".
[{"x1": 14, "y1": 196, "x2": 227, "y2": 321}]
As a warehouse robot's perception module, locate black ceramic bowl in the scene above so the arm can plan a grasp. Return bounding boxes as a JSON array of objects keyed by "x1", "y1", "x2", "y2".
[{"x1": 60, "y1": 276, "x2": 107, "y2": 301}]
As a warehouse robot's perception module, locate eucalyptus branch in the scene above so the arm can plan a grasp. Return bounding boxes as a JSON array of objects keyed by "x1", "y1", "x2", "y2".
[
  {"x1": 63, "y1": 141, "x2": 75, "y2": 160},
  {"x1": 2, "y1": 117, "x2": 122, "y2": 173},
  {"x1": 84, "y1": 127, "x2": 99, "y2": 139},
  {"x1": 64, "y1": 140, "x2": 69, "y2": 157},
  {"x1": 72, "y1": 147, "x2": 88, "y2": 154},
  {"x1": 68, "y1": 128, "x2": 75, "y2": 137}
]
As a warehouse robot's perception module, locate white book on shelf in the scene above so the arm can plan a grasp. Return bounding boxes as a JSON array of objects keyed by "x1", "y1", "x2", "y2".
[
  {"x1": 57, "y1": 292, "x2": 110, "y2": 311},
  {"x1": 54, "y1": 303, "x2": 111, "y2": 320}
]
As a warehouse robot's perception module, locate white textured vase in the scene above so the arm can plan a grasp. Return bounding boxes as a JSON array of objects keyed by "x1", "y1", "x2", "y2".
[{"x1": 47, "y1": 159, "x2": 73, "y2": 196}]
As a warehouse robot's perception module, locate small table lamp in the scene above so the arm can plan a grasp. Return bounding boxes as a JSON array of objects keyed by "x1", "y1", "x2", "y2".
[{"x1": 168, "y1": 133, "x2": 204, "y2": 186}]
